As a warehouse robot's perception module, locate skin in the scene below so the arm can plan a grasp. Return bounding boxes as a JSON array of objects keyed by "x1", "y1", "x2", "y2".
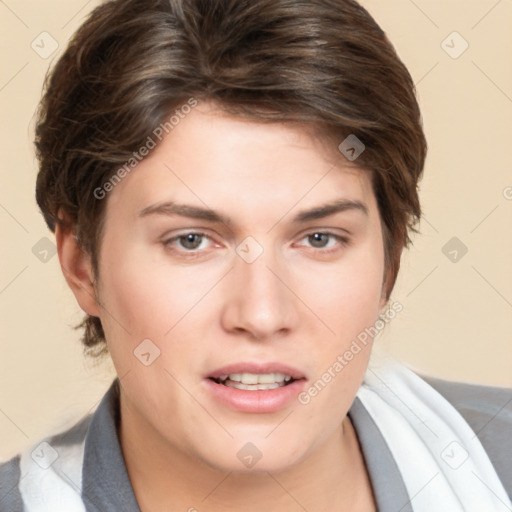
[{"x1": 57, "y1": 100, "x2": 390, "y2": 511}]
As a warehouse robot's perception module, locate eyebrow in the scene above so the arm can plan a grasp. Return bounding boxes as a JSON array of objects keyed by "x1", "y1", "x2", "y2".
[
  {"x1": 138, "y1": 198, "x2": 369, "y2": 226},
  {"x1": 291, "y1": 199, "x2": 368, "y2": 223}
]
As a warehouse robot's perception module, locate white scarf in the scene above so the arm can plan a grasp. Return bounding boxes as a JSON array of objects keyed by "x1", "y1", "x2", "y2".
[{"x1": 357, "y1": 347, "x2": 512, "y2": 511}]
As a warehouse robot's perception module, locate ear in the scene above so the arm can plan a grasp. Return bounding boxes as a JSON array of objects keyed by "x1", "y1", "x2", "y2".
[{"x1": 55, "y1": 221, "x2": 101, "y2": 317}]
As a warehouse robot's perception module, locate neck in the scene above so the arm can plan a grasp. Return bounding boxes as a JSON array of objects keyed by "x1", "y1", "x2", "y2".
[{"x1": 119, "y1": 393, "x2": 376, "y2": 512}]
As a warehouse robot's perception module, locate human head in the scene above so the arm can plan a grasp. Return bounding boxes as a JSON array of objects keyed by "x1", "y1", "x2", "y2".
[{"x1": 35, "y1": 0, "x2": 426, "y2": 357}]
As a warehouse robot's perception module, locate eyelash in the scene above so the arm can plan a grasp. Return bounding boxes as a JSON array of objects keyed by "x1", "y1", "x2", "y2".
[{"x1": 162, "y1": 231, "x2": 350, "y2": 257}]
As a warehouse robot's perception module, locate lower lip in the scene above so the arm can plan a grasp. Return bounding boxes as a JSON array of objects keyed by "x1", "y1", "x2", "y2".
[{"x1": 203, "y1": 378, "x2": 307, "y2": 413}]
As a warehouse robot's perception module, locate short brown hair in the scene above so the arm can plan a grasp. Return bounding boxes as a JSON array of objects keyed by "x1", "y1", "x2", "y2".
[{"x1": 35, "y1": 0, "x2": 427, "y2": 358}]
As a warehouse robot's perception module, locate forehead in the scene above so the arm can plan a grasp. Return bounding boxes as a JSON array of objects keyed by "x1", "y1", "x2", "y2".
[{"x1": 104, "y1": 102, "x2": 377, "y2": 222}]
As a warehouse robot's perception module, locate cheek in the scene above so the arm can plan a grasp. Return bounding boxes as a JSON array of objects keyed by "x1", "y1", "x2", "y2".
[
  {"x1": 295, "y1": 249, "x2": 384, "y2": 424},
  {"x1": 298, "y1": 243, "x2": 385, "y2": 341},
  {"x1": 97, "y1": 236, "x2": 205, "y2": 335}
]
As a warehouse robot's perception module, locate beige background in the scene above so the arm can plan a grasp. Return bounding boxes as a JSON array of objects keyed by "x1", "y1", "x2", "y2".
[{"x1": 1, "y1": 0, "x2": 511, "y2": 461}]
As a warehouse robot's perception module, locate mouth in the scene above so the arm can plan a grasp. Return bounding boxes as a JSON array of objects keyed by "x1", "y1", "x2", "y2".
[
  {"x1": 204, "y1": 362, "x2": 307, "y2": 413},
  {"x1": 208, "y1": 372, "x2": 298, "y2": 391}
]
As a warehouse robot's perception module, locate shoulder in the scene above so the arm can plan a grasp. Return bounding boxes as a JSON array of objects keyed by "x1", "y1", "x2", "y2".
[
  {"x1": 0, "y1": 454, "x2": 24, "y2": 510},
  {"x1": 421, "y1": 373, "x2": 512, "y2": 499},
  {"x1": 0, "y1": 412, "x2": 94, "y2": 511}
]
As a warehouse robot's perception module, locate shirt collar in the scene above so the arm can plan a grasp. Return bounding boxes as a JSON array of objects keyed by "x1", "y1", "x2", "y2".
[{"x1": 82, "y1": 378, "x2": 141, "y2": 511}]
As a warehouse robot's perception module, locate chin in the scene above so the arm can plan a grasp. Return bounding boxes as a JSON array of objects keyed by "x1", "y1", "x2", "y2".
[{"x1": 194, "y1": 434, "x2": 310, "y2": 475}]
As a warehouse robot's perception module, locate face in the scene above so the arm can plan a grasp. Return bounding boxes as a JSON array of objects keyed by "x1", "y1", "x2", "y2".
[{"x1": 92, "y1": 100, "x2": 387, "y2": 473}]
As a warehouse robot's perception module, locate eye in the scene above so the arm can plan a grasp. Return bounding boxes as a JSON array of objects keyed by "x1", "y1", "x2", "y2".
[
  {"x1": 163, "y1": 232, "x2": 213, "y2": 253},
  {"x1": 177, "y1": 233, "x2": 206, "y2": 250},
  {"x1": 298, "y1": 231, "x2": 349, "y2": 252},
  {"x1": 307, "y1": 233, "x2": 332, "y2": 248}
]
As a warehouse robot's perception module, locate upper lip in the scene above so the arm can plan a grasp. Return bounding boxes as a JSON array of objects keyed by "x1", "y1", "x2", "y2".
[{"x1": 206, "y1": 362, "x2": 307, "y2": 380}]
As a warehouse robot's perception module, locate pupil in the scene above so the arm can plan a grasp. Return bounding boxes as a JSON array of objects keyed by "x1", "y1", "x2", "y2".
[
  {"x1": 309, "y1": 233, "x2": 328, "y2": 248},
  {"x1": 181, "y1": 234, "x2": 202, "y2": 249}
]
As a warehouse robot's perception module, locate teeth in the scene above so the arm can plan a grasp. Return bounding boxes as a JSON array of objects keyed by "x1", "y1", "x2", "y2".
[
  {"x1": 224, "y1": 372, "x2": 290, "y2": 384},
  {"x1": 225, "y1": 381, "x2": 283, "y2": 391}
]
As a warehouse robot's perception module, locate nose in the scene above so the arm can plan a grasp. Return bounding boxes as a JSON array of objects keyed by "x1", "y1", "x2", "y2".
[{"x1": 220, "y1": 247, "x2": 299, "y2": 341}]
